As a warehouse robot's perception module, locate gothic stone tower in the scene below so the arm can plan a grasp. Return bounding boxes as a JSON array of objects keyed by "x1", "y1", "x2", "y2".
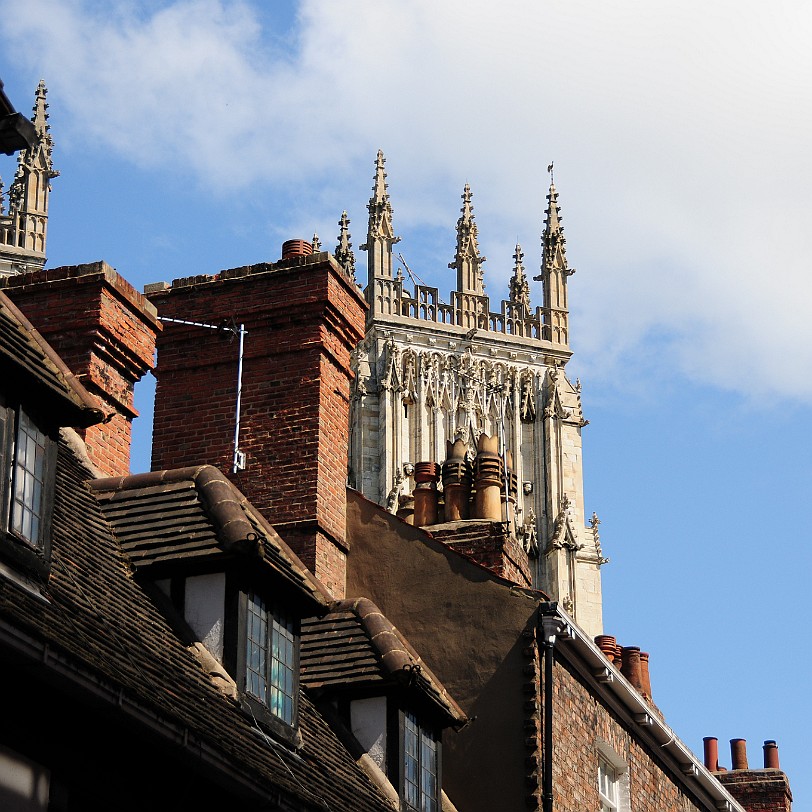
[
  {"x1": 350, "y1": 152, "x2": 606, "y2": 637},
  {"x1": 0, "y1": 82, "x2": 58, "y2": 276}
]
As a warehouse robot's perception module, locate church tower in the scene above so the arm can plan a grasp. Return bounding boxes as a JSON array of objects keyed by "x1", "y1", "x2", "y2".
[
  {"x1": 351, "y1": 154, "x2": 606, "y2": 637},
  {"x1": 0, "y1": 81, "x2": 58, "y2": 276}
]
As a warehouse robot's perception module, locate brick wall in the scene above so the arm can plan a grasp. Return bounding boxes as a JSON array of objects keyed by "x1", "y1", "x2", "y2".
[
  {"x1": 428, "y1": 521, "x2": 533, "y2": 587},
  {"x1": 146, "y1": 253, "x2": 366, "y2": 598},
  {"x1": 0, "y1": 262, "x2": 160, "y2": 476},
  {"x1": 550, "y1": 648, "x2": 710, "y2": 812}
]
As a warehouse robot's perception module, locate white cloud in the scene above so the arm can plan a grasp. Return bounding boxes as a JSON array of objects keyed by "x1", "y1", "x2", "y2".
[{"x1": 3, "y1": 0, "x2": 811, "y2": 402}]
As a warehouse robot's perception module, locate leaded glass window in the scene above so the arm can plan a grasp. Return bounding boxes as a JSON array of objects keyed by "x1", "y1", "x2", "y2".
[
  {"x1": 245, "y1": 591, "x2": 298, "y2": 726},
  {"x1": 11, "y1": 409, "x2": 48, "y2": 546},
  {"x1": 403, "y1": 709, "x2": 438, "y2": 812}
]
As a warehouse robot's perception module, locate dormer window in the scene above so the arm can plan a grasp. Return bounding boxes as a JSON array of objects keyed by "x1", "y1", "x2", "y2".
[
  {"x1": 0, "y1": 402, "x2": 57, "y2": 571},
  {"x1": 244, "y1": 590, "x2": 299, "y2": 728}
]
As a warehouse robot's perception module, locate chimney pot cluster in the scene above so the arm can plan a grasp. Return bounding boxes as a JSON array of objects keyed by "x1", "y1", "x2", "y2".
[
  {"x1": 408, "y1": 434, "x2": 517, "y2": 526},
  {"x1": 594, "y1": 634, "x2": 653, "y2": 702},
  {"x1": 702, "y1": 737, "x2": 781, "y2": 771}
]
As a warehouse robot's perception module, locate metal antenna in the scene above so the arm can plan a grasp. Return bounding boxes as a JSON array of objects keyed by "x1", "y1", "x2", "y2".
[{"x1": 158, "y1": 316, "x2": 249, "y2": 473}]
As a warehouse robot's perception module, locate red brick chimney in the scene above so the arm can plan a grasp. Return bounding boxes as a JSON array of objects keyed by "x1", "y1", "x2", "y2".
[
  {"x1": 145, "y1": 243, "x2": 365, "y2": 598},
  {"x1": 0, "y1": 262, "x2": 160, "y2": 476},
  {"x1": 705, "y1": 736, "x2": 793, "y2": 812}
]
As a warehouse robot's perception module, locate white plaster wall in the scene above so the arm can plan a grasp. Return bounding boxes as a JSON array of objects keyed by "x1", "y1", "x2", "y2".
[
  {"x1": 350, "y1": 696, "x2": 388, "y2": 769},
  {"x1": 184, "y1": 572, "x2": 226, "y2": 663}
]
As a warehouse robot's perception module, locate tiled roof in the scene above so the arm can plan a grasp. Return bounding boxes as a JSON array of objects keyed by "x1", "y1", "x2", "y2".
[
  {"x1": 89, "y1": 465, "x2": 329, "y2": 609},
  {"x1": 301, "y1": 597, "x2": 468, "y2": 729},
  {"x1": 0, "y1": 439, "x2": 393, "y2": 811},
  {"x1": 0, "y1": 289, "x2": 103, "y2": 426}
]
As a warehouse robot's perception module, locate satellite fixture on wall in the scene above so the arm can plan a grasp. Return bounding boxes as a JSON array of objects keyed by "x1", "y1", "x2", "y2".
[{"x1": 157, "y1": 315, "x2": 248, "y2": 473}]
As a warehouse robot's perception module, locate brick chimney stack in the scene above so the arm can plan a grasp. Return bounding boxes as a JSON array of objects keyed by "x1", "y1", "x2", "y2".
[
  {"x1": 0, "y1": 262, "x2": 160, "y2": 476},
  {"x1": 145, "y1": 243, "x2": 365, "y2": 598}
]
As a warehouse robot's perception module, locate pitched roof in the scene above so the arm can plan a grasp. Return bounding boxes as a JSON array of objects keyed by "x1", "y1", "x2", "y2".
[
  {"x1": 301, "y1": 597, "x2": 468, "y2": 729},
  {"x1": 0, "y1": 438, "x2": 393, "y2": 812},
  {"x1": 0, "y1": 289, "x2": 104, "y2": 426},
  {"x1": 89, "y1": 465, "x2": 330, "y2": 610}
]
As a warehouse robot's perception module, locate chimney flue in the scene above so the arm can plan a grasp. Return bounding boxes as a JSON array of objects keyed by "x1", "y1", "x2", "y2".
[
  {"x1": 703, "y1": 737, "x2": 719, "y2": 771},
  {"x1": 730, "y1": 738, "x2": 749, "y2": 770},
  {"x1": 620, "y1": 646, "x2": 643, "y2": 693},
  {"x1": 282, "y1": 239, "x2": 314, "y2": 259},
  {"x1": 639, "y1": 651, "x2": 652, "y2": 700},
  {"x1": 763, "y1": 740, "x2": 780, "y2": 769}
]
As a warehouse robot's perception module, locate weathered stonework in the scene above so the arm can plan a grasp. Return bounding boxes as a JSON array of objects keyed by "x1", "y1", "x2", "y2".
[{"x1": 351, "y1": 152, "x2": 605, "y2": 637}]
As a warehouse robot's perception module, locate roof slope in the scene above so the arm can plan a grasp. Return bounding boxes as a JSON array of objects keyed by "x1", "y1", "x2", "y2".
[
  {"x1": 90, "y1": 465, "x2": 329, "y2": 609},
  {"x1": 0, "y1": 289, "x2": 103, "y2": 425},
  {"x1": 301, "y1": 597, "x2": 468, "y2": 728},
  {"x1": 0, "y1": 439, "x2": 393, "y2": 812}
]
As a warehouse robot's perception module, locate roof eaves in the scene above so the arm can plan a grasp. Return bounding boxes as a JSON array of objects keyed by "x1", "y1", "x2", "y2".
[{"x1": 340, "y1": 597, "x2": 468, "y2": 728}]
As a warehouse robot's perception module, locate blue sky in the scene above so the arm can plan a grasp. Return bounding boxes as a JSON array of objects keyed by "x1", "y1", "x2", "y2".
[{"x1": 3, "y1": 0, "x2": 810, "y2": 804}]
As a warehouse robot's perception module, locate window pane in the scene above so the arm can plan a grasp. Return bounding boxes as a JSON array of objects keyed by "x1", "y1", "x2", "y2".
[
  {"x1": 269, "y1": 608, "x2": 296, "y2": 724},
  {"x1": 420, "y1": 727, "x2": 438, "y2": 812},
  {"x1": 246, "y1": 594, "x2": 298, "y2": 726},
  {"x1": 246, "y1": 592, "x2": 269, "y2": 703},
  {"x1": 11, "y1": 410, "x2": 48, "y2": 547}
]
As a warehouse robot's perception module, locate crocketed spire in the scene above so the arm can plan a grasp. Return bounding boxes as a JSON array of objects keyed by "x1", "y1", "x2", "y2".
[
  {"x1": 360, "y1": 149, "x2": 400, "y2": 280},
  {"x1": 448, "y1": 184, "x2": 485, "y2": 295}
]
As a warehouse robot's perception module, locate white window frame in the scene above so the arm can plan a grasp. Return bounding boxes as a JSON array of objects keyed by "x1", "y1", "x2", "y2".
[
  {"x1": 596, "y1": 740, "x2": 631, "y2": 812},
  {"x1": 598, "y1": 754, "x2": 619, "y2": 812}
]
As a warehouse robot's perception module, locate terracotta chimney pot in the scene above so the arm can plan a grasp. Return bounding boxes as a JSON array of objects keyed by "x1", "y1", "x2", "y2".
[
  {"x1": 413, "y1": 461, "x2": 441, "y2": 526},
  {"x1": 282, "y1": 238, "x2": 314, "y2": 259},
  {"x1": 763, "y1": 740, "x2": 780, "y2": 769},
  {"x1": 620, "y1": 646, "x2": 643, "y2": 693},
  {"x1": 703, "y1": 737, "x2": 719, "y2": 771},
  {"x1": 730, "y1": 738, "x2": 748, "y2": 770},
  {"x1": 639, "y1": 651, "x2": 652, "y2": 700},
  {"x1": 594, "y1": 635, "x2": 617, "y2": 661}
]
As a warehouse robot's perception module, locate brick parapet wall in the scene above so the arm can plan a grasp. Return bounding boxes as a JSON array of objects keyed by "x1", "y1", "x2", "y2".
[
  {"x1": 1, "y1": 262, "x2": 160, "y2": 476},
  {"x1": 550, "y1": 647, "x2": 711, "y2": 812},
  {"x1": 147, "y1": 254, "x2": 366, "y2": 597},
  {"x1": 714, "y1": 771, "x2": 792, "y2": 812},
  {"x1": 428, "y1": 521, "x2": 533, "y2": 587}
]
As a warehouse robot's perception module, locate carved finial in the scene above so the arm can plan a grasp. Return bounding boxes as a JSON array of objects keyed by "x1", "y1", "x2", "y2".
[
  {"x1": 509, "y1": 242, "x2": 531, "y2": 311},
  {"x1": 540, "y1": 174, "x2": 571, "y2": 278},
  {"x1": 449, "y1": 183, "x2": 486, "y2": 295},
  {"x1": 311, "y1": 232, "x2": 321, "y2": 252},
  {"x1": 33, "y1": 81, "x2": 49, "y2": 134},
  {"x1": 547, "y1": 160, "x2": 554, "y2": 185},
  {"x1": 372, "y1": 149, "x2": 387, "y2": 202},
  {"x1": 335, "y1": 211, "x2": 356, "y2": 281}
]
